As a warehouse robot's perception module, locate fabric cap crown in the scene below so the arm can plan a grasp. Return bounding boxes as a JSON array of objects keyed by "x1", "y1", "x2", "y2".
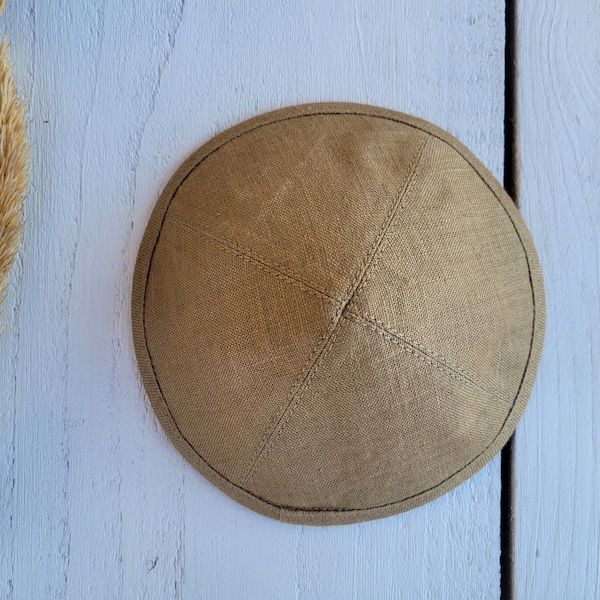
[{"x1": 132, "y1": 103, "x2": 545, "y2": 525}]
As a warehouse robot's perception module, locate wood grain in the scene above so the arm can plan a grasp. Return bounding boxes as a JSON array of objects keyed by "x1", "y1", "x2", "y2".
[
  {"x1": 0, "y1": 2, "x2": 506, "y2": 597},
  {"x1": 516, "y1": 0, "x2": 600, "y2": 598}
]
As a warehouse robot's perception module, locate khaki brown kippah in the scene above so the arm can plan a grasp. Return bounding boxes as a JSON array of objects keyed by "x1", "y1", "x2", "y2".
[{"x1": 132, "y1": 102, "x2": 545, "y2": 525}]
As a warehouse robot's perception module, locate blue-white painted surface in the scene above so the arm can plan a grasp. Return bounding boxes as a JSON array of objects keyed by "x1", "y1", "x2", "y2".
[
  {"x1": 3, "y1": 1, "x2": 586, "y2": 598},
  {"x1": 516, "y1": 1, "x2": 600, "y2": 598}
]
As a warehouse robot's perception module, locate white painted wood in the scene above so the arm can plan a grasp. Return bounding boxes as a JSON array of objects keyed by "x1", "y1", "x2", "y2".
[
  {"x1": 516, "y1": 1, "x2": 600, "y2": 598},
  {"x1": 0, "y1": 2, "x2": 506, "y2": 598}
]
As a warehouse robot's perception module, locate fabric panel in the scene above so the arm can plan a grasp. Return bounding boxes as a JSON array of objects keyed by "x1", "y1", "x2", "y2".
[
  {"x1": 167, "y1": 113, "x2": 426, "y2": 299},
  {"x1": 245, "y1": 317, "x2": 511, "y2": 510},
  {"x1": 144, "y1": 217, "x2": 336, "y2": 483},
  {"x1": 348, "y1": 136, "x2": 534, "y2": 402}
]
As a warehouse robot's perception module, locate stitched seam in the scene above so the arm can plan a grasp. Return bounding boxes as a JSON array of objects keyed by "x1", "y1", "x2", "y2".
[
  {"x1": 349, "y1": 152, "x2": 427, "y2": 305},
  {"x1": 169, "y1": 217, "x2": 339, "y2": 305},
  {"x1": 340, "y1": 137, "x2": 429, "y2": 300},
  {"x1": 240, "y1": 136, "x2": 429, "y2": 487},
  {"x1": 259, "y1": 321, "x2": 342, "y2": 470},
  {"x1": 347, "y1": 312, "x2": 512, "y2": 405},
  {"x1": 238, "y1": 309, "x2": 342, "y2": 484},
  {"x1": 350, "y1": 311, "x2": 511, "y2": 400},
  {"x1": 172, "y1": 218, "x2": 334, "y2": 294}
]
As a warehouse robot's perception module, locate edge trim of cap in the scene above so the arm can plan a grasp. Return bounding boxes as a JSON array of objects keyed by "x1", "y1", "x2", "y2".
[{"x1": 131, "y1": 102, "x2": 546, "y2": 526}]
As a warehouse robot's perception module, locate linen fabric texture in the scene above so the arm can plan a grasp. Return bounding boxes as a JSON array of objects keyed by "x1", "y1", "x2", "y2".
[{"x1": 132, "y1": 103, "x2": 545, "y2": 525}]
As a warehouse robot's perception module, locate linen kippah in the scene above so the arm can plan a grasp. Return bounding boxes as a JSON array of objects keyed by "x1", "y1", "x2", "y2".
[{"x1": 132, "y1": 103, "x2": 545, "y2": 525}]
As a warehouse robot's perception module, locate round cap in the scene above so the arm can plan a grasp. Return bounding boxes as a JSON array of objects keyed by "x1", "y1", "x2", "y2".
[{"x1": 132, "y1": 103, "x2": 545, "y2": 525}]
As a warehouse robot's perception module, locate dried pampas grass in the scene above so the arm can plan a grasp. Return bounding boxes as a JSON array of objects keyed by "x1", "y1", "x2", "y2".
[{"x1": 0, "y1": 1, "x2": 29, "y2": 328}]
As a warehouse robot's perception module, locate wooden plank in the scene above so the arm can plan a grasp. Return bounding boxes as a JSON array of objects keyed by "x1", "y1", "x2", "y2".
[
  {"x1": 0, "y1": 1, "x2": 506, "y2": 597},
  {"x1": 516, "y1": 0, "x2": 600, "y2": 598}
]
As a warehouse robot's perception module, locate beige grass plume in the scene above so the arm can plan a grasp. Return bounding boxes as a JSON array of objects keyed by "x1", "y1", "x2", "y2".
[{"x1": 0, "y1": 0, "x2": 29, "y2": 327}]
